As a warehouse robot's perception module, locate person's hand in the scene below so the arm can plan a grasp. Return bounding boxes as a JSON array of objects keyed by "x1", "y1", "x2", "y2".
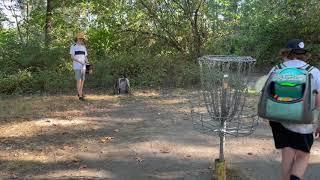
[
  {"x1": 74, "y1": 58, "x2": 85, "y2": 65},
  {"x1": 79, "y1": 61, "x2": 85, "y2": 66}
]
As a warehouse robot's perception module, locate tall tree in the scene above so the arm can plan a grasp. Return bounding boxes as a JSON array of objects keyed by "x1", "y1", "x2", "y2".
[
  {"x1": 45, "y1": 0, "x2": 53, "y2": 46},
  {"x1": 137, "y1": 0, "x2": 208, "y2": 58}
]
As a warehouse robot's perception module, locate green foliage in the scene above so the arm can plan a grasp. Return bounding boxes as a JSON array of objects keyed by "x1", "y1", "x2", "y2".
[
  {"x1": 205, "y1": 0, "x2": 320, "y2": 69},
  {"x1": 0, "y1": 30, "x2": 21, "y2": 74},
  {"x1": 0, "y1": 69, "x2": 73, "y2": 95},
  {"x1": 86, "y1": 54, "x2": 199, "y2": 89},
  {"x1": 29, "y1": 70, "x2": 74, "y2": 93},
  {"x1": 2, "y1": 0, "x2": 320, "y2": 94},
  {"x1": 0, "y1": 70, "x2": 32, "y2": 94}
]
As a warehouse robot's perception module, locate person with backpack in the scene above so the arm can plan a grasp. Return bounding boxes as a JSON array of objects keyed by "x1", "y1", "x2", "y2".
[
  {"x1": 113, "y1": 74, "x2": 131, "y2": 95},
  {"x1": 70, "y1": 32, "x2": 89, "y2": 101},
  {"x1": 264, "y1": 39, "x2": 320, "y2": 180}
]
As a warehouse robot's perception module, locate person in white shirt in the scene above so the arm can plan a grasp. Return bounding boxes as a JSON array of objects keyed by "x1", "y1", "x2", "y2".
[
  {"x1": 268, "y1": 39, "x2": 320, "y2": 180},
  {"x1": 70, "y1": 32, "x2": 88, "y2": 100}
]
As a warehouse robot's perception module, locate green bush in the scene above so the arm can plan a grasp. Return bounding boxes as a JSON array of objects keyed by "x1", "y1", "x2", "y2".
[
  {"x1": 0, "y1": 52, "x2": 200, "y2": 95},
  {"x1": 0, "y1": 70, "x2": 32, "y2": 94},
  {"x1": 85, "y1": 60, "x2": 115, "y2": 89},
  {"x1": 0, "y1": 34, "x2": 201, "y2": 95},
  {"x1": 28, "y1": 70, "x2": 74, "y2": 93},
  {"x1": 87, "y1": 54, "x2": 199, "y2": 89},
  {"x1": 0, "y1": 70, "x2": 74, "y2": 95},
  {"x1": 85, "y1": 55, "x2": 167, "y2": 89}
]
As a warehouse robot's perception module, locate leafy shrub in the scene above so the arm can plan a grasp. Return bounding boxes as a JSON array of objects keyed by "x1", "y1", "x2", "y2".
[
  {"x1": 0, "y1": 69, "x2": 74, "y2": 94},
  {"x1": 0, "y1": 70, "x2": 32, "y2": 94}
]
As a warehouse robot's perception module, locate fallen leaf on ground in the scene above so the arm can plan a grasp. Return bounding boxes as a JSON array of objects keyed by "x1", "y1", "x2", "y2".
[
  {"x1": 72, "y1": 159, "x2": 80, "y2": 163},
  {"x1": 160, "y1": 149, "x2": 170, "y2": 153},
  {"x1": 63, "y1": 145, "x2": 73, "y2": 150},
  {"x1": 99, "y1": 136, "x2": 114, "y2": 143},
  {"x1": 79, "y1": 164, "x2": 87, "y2": 170}
]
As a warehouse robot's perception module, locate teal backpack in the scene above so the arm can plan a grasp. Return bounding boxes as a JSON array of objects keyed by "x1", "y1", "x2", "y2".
[{"x1": 258, "y1": 63, "x2": 318, "y2": 124}]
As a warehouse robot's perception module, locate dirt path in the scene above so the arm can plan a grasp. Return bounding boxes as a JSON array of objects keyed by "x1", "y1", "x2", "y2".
[{"x1": 0, "y1": 90, "x2": 319, "y2": 180}]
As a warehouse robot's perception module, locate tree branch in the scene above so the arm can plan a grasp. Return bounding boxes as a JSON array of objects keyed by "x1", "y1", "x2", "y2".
[
  {"x1": 120, "y1": 28, "x2": 185, "y2": 51},
  {"x1": 3, "y1": 0, "x2": 24, "y2": 43},
  {"x1": 138, "y1": 0, "x2": 185, "y2": 52}
]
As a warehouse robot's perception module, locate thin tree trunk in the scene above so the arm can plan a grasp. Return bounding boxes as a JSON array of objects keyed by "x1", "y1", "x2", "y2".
[
  {"x1": 45, "y1": 0, "x2": 53, "y2": 47},
  {"x1": 3, "y1": 0, "x2": 24, "y2": 43},
  {"x1": 14, "y1": 13, "x2": 23, "y2": 43},
  {"x1": 26, "y1": 0, "x2": 30, "y2": 43},
  {"x1": 190, "y1": 0, "x2": 204, "y2": 58},
  {"x1": 192, "y1": 11, "x2": 201, "y2": 58}
]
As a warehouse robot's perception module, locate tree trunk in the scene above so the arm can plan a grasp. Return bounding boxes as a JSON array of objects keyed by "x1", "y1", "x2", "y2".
[
  {"x1": 190, "y1": 0, "x2": 204, "y2": 59},
  {"x1": 192, "y1": 10, "x2": 201, "y2": 58},
  {"x1": 45, "y1": 0, "x2": 54, "y2": 47},
  {"x1": 14, "y1": 14, "x2": 23, "y2": 43},
  {"x1": 26, "y1": 0, "x2": 30, "y2": 43}
]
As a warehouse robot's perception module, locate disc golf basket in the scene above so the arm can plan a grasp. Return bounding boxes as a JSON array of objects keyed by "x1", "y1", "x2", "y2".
[{"x1": 190, "y1": 55, "x2": 258, "y2": 180}]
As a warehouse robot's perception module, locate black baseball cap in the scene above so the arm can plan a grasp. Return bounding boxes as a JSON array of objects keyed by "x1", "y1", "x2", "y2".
[{"x1": 285, "y1": 39, "x2": 309, "y2": 54}]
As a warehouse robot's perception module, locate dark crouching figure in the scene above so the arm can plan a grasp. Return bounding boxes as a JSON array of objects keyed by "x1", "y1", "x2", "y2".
[{"x1": 114, "y1": 74, "x2": 131, "y2": 94}]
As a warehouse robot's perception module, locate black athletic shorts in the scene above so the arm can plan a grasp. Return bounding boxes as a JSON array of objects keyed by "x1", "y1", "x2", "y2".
[{"x1": 269, "y1": 121, "x2": 314, "y2": 153}]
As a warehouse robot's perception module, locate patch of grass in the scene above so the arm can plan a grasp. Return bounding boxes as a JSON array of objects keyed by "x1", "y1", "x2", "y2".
[
  {"x1": 212, "y1": 167, "x2": 250, "y2": 180},
  {"x1": 0, "y1": 95, "x2": 76, "y2": 119},
  {"x1": 0, "y1": 94, "x2": 120, "y2": 120},
  {"x1": 212, "y1": 165, "x2": 250, "y2": 180},
  {"x1": 227, "y1": 168, "x2": 250, "y2": 180},
  {"x1": 3, "y1": 160, "x2": 42, "y2": 173}
]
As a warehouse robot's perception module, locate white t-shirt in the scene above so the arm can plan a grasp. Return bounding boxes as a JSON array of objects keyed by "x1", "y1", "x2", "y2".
[
  {"x1": 269, "y1": 59, "x2": 320, "y2": 134},
  {"x1": 70, "y1": 43, "x2": 87, "y2": 70}
]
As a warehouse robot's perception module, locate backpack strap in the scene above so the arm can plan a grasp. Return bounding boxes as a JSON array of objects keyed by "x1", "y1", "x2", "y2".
[
  {"x1": 276, "y1": 63, "x2": 286, "y2": 70},
  {"x1": 304, "y1": 64, "x2": 314, "y2": 72},
  {"x1": 298, "y1": 64, "x2": 314, "y2": 72}
]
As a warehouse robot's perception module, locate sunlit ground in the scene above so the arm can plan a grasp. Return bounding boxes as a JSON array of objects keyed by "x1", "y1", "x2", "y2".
[{"x1": 0, "y1": 89, "x2": 319, "y2": 179}]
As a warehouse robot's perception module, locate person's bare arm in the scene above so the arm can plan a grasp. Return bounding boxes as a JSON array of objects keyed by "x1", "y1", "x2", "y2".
[
  {"x1": 85, "y1": 56, "x2": 89, "y2": 64},
  {"x1": 85, "y1": 48, "x2": 89, "y2": 64},
  {"x1": 71, "y1": 54, "x2": 85, "y2": 65},
  {"x1": 315, "y1": 91, "x2": 320, "y2": 138}
]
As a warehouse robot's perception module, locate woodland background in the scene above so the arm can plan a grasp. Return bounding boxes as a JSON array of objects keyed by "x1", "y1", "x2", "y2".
[{"x1": 1, "y1": 0, "x2": 320, "y2": 94}]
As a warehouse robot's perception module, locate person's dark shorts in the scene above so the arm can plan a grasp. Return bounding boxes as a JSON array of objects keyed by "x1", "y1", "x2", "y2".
[{"x1": 269, "y1": 121, "x2": 314, "y2": 153}]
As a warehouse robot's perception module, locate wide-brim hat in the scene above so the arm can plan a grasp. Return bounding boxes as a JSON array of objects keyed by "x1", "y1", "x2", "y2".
[{"x1": 76, "y1": 32, "x2": 86, "y2": 40}]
